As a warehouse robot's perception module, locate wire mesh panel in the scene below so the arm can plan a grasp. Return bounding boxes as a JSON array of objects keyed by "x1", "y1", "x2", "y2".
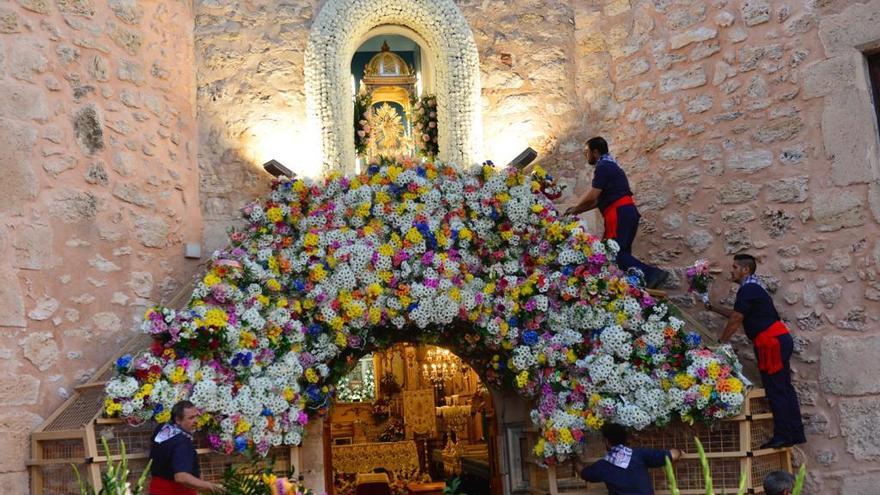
[
  {"x1": 39, "y1": 438, "x2": 86, "y2": 460},
  {"x1": 749, "y1": 418, "x2": 775, "y2": 450},
  {"x1": 632, "y1": 419, "x2": 743, "y2": 454},
  {"x1": 748, "y1": 393, "x2": 772, "y2": 416},
  {"x1": 751, "y1": 451, "x2": 790, "y2": 491},
  {"x1": 46, "y1": 388, "x2": 105, "y2": 432},
  {"x1": 38, "y1": 463, "x2": 85, "y2": 495},
  {"x1": 95, "y1": 422, "x2": 155, "y2": 457}
]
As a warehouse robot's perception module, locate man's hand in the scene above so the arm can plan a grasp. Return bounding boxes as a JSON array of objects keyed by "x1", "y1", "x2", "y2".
[{"x1": 205, "y1": 481, "x2": 225, "y2": 493}]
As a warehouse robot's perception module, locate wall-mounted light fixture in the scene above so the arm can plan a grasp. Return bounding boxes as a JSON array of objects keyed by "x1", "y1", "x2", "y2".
[
  {"x1": 263, "y1": 159, "x2": 294, "y2": 178},
  {"x1": 505, "y1": 147, "x2": 538, "y2": 170}
]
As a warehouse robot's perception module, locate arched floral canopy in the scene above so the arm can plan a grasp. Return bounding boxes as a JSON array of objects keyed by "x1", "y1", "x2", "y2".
[{"x1": 106, "y1": 158, "x2": 746, "y2": 461}]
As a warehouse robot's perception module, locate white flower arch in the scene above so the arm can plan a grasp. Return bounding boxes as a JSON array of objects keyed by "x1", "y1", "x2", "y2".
[{"x1": 305, "y1": 0, "x2": 484, "y2": 172}]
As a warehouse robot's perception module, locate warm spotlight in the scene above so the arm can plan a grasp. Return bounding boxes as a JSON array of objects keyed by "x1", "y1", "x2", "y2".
[
  {"x1": 263, "y1": 159, "x2": 294, "y2": 178},
  {"x1": 505, "y1": 147, "x2": 538, "y2": 169}
]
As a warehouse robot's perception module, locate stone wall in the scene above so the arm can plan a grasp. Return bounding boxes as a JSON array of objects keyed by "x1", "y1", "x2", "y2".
[
  {"x1": 0, "y1": 1, "x2": 200, "y2": 491},
  {"x1": 192, "y1": 0, "x2": 880, "y2": 493},
  {"x1": 565, "y1": 1, "x2": 880, "y2": 493}
]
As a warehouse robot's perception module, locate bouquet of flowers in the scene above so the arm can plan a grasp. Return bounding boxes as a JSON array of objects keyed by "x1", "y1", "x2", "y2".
[
  {"x1": 371, "y1": 397, "x2": 391, "y2": 423},
  {"x1": 413, "y1": 95, "x2": 438, "y2": 159},
  {"x1": 379, "y1": 372, "x2": 401, "y2": 396},
  {"x1": 354, "y1": 89, "x2": 372, "y2": 156},
  {"x1": 378, "y1": 417, "x2": 405, "y2": 442},
  {"x1": 686, "y1": 259, "x2": 713, "y2": 304}
]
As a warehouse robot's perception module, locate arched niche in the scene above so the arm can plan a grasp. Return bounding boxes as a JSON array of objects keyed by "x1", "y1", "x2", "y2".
[{"x1": 305, "y1": 0, "x2": 483, "y2": 173}]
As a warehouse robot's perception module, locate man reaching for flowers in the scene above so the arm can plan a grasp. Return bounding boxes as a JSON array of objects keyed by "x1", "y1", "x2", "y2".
[
  {"x1": 149, "y1": 400, "x2": 225, "y2": 494},
  {"x1": 577, "y1": 423, "x2": 681, "y2": 494},
  {"x1": 705, "y1": 254, "x2": 805, "y2": 449},
  {"x1": 564, "y1": 136, "x2": 670, "y2": 289}
]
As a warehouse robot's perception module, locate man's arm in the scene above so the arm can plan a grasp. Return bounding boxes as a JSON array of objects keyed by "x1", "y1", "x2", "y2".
[
  {"x1": 173, "y1": 472, "x2": 224, "y2": 493},
  {"x1": 718, "y1": 311, "x2": 744, "y2": 343},
  {"x1": 564, "y1": 187, "x2": 602, "y2": 216}
]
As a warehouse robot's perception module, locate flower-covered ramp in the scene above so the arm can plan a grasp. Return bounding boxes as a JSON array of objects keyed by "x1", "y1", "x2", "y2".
[{"x1": 105, "y1": 159, "x2": 747, "y2": 464}]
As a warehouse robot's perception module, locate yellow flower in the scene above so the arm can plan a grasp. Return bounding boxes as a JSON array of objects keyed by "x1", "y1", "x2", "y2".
[
  {"x1": 356, "y1": 202, "x2": 371, "y2": 217},
  {"x1": 203, "y1": 273, "x2": 221, "y2": 287},
  {"x1": 170, "y1": 366, "x2": 187, "y2": 384},
  {"x1": 266, "y1": 279, "x2": 281, "y2": 292},
  {"x1": 235, "y1": 418, "x2": 251, "y2": 434},
  {"x1": 268, "y1": 256, "x2": 280, "y2": 274},
  {"x1": 534, "y1": 438, "x2": 546, "y2": 456},
  {"x1": 459, "y1": 228, "x2": 473, "y2": 241},
  {"x1": 335, "y1": 332, "x2": 347, "y2": 347},
  {"x1": 674, "y1": 373, "x2": 695, "y2": 390},
  {"x1": 257, "y1": 294, "x2": 270, "y2": 306},
  {"x1": 531, "y1": 204, "x2": 544, "y2": 213},
  {"x1": 104, "y1": 398, "x2": 122, "y2": 416},
  {"x1": 566, "y1": 349, "x2": 577, "y2": 363},
  {"x1": 366, "y1": 283, "x2": 382, "y2": 298},
  {"x1": 586, "y1": 414, "x2": 604, "y2": 430},
  {"x1": 303, "y1": 232, "x2": 319, "y2": 248},
  {"x1": 708, "y1": 361, "x2": 720, "y2": 379},
  {"x1": 310, "y1": 264, "x2": 327, "y2": 282},
  {"x1": 405, "y1": 227, "x2": 423, "y2": 244},
  {"x1": 204, "y1": 308, "x2": 229, "y2": 328},
  {"x1": 369, "y1": 307, "x2": 382, "y2": 324},
  {"x1": 155, "y1": 410, "x2": 171, "y2": 423},
  {"x1": 283, "y1": 387, "x2": 295, "y2": 401},
  {"x1": 378, "y1": 244, "x2": 394, "y2": 257},
  {"x1": 559, "y1": 428, "x2": 573, "y2": 444},
  {"x1": 700, "y1": 384, "x2": 712, "y2": 399},
  {"x1": 266, "y1": 207, "x2": 283, "y2": 223},
  {"x1": 305, "y1": 368, "x2": 319, "y2": 383},
  {"x1": 239, "y1": 331, "x2": 257, "y2": 348},
  {"x1": 330, "y1": 316, "x2": 344, "y2": 331},
  {"x1": 515, "y1": 371, "x2": 529, "y2": 388}
]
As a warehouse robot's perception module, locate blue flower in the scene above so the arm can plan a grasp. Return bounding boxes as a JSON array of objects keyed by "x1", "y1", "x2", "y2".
[
  {"x1": 231, "y1": 351, "x2": 252, "y2": 368},
  {"x1": 647, "y1": 345, "x2": 657, "y2": 355},
  {"x1": 522, "y1": 330, "x2": 538, "y2": 346},
  {"x1": 407, "y1": 302, "x2": 419, "y2": 312},
  {"x1": 306, "y1": 385, "x2": 323, "y2": 403},
  {"x1": 684, "y1": 333, "x2": 702, "y2": 347},
  {"x1": 368, "y1": 164, "x2": 380, "y2": 175},
  {"x1": 562, "y1": 266, "x2": 574, "y2": 276},
  {"x1": 261, "y1": 408, "x2": 272, "y2": 416},
  {"x1": 308, "y1": 324, "x2": 322, "y2": 336},
  {"x1": 116, "y1": 354, "x2": 132, "y2": 371},
  {"x1": 416, "y1": 167, "x2": 427, "y2": 178},
  {"x1": 293, "y1": 279, "x2": 305, "y2": 292},
  {"x1": 234, "y1": 436, "x2": 248, "y2": 452}
]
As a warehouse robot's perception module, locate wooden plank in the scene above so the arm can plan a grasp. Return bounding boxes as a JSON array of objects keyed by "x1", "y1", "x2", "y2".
[
  {"x1": 26, "y1": 457, "x2": 89, "y2": 467},
  {"x1": 84, "y1": 422, "x2": 102, "y2": 489},
  {"x1": 31, "y1": 430, "x2": 84, "y2": 441}
]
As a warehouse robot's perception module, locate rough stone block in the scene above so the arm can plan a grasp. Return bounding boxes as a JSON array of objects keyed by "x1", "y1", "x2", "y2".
[
  {"x1": 134, "y1": 214, "x2": 169, "y2": 248},
  {"x1": 19, "y1": 332, "x2": 59, "y2": 371},
  {"x1": 73, "y1": 105, "x2": 104, "y2": 154},
  {"x1": 12, "y1": 222, "x2": 53, "y2": 270},
  {"x1": 726, "y1": 150, "x2": 773, "y2": 173},
  {"x1": 118, "y1": 58, "x2": 145, "y2": 85},
  {"x1": 614, "y1": 58, "x2": 649, "y2": 82},
  {"x1": 841, "y1": 472, "x2": 880, "y2": 495},
  {"x1": 685, "y1": 229, "x2": 713, "y2": 254},
  {"x1": 0, "y1": 266, "x2": 25, "y2": 327},
  {"x1": 840, "y1": 396, "x2": 880, "y2": 460},
  {"x1": 753, "y1": 116, "x2": 803, "y2": 144},
  {"x1": 0, "y1": 119, "x2": 38, "y2": 215},
  {"x1": 113, "y1": 182, "x2": 155, "y2": 208},
  {"x1": 108, "y1": 21, "x2": 142, "y2": 55},
  {"x1": 0, "y1": 372, "x2": 39, "y2": 405},
  {"x1": 822, "y1": 90, "x2": 878, "y2": 186},
  {"x1": 803, "y1": 55, "x2": 857, "y2": 99},
  {"x1": 0, "y1": 8, "x2": 22, "y2": 33},
  {"x1": 719, "y1": 182, "x2": 760, "y2": 204},
  {"x1": 108, "y1": 0, "x2": 143, "y2": 24},
  {"x1": 56, "y1": 0, "x2": 95, "y2": 17},
  {"x1": 0, "y1": 472, "x2": 28, "y2": 495},
  {"x1": 0, "y1": 82, "x2": 49, "y2": 122},
  {"x1": 669, "y1": 26, "x2": 716, "y2": 50},
  {"x1": 741, "y1": 0, "x2": 771, "y2": 26},
  {"x1": 811, "y1": 190, "x2": 865, "y2": 231},
  {"x1": 819, "y1": 0, "x2": 880, "y2": 56},
  {"x1": 659, "y1": 65, "x2": 706, "y2": 93},
  {"x1": 17, "y1": 0, "x2": 51, "y2": 14},
  {"x1": 767, "y1": 176, "x2": 809, "y2": 203},
  {"x1": 821, "y1": 336, "x2": 880, "y2": 395},
  {"x1": 51, "y1": 189, "x2": 99, "y2": 223}
]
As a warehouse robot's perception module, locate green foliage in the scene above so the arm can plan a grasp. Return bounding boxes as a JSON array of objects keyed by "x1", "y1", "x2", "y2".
[
  {"x1": 443, "y1": 477, "x2": 466, "y2": 495},
  {"x1": 72, "y1": 438, "x2": 151, "y2": 495},
  {"x1": 792, "y1": 463, "x2": 807, "y2": 495}
]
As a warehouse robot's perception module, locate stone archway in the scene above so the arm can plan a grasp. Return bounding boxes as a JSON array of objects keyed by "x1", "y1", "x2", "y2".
[{"x1": 305, "y1": 0, "x2": 483, "y2": 172}]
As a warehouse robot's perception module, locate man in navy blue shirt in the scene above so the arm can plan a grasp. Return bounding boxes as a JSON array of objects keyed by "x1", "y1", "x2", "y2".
[
  {"x1": 577, "y1": 423, "x2": 681, "y2": 495},
  {"x1": 706, "y1": 254, "x2": 805, "y2": 449},
  {"x1": 564, "y1": 137, "x2": 669, "y2": 289},
  {"x1": 148, "y1": 400, "x2": 224, "y2": 494}
]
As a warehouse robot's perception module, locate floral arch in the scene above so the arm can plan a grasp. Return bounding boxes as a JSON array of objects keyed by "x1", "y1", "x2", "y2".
[
  {"x1": 105, "y1": 159, "x2": 747, "y2": 462},
  {"x1": 305, "y1": 0, "x2": 483, "y2": 172}
]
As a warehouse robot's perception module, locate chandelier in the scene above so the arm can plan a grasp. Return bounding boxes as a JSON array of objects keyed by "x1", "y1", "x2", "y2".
[{"x1": 421, "y1": 347, "x2": 469, "y2": 383}]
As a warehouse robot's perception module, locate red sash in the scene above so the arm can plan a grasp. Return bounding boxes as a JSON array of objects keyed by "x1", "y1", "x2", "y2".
[
  {"x1": 754, "y1": 321, "x2": 789, "y2": 374},
  {"x1": 601, "y1": 195, "x2": 635, "y2": 240},
  {"x1": 149, "y1": 476, "x2": 196, "y2": 495}
]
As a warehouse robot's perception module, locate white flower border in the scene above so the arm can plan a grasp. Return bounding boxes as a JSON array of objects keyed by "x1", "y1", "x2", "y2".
[{"x1": 305, "y1": 0, "x2": 483, "y2": 172}]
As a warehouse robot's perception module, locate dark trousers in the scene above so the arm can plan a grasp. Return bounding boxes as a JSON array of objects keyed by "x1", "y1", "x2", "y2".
[
  {"x1": 755, "y1": 333, "x2": 806, "y2": 444},
  {"x1": 612, "y1": 205, "x2": 661, "y2": 281}
]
